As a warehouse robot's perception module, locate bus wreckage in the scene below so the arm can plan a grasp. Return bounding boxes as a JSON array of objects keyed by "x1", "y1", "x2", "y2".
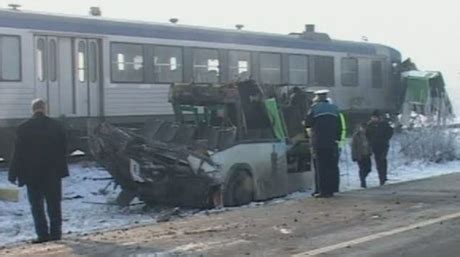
[{"x1": 89, "y1": 81, "x2": 312, "y2": 208}]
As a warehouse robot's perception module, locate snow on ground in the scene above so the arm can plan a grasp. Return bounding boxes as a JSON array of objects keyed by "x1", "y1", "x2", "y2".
[
  {"x1": 271, "y1": 141, "x2": 460, "y2": 203},
  {"x1": 0, "y1": 164, "x2": 156, "y2": 247},
  {"x1": 338, "y1": 139, "x2": 460, "y2": 192},
  {"x1": 1, "y1": 137, "x2": 460, "y2": 246}
]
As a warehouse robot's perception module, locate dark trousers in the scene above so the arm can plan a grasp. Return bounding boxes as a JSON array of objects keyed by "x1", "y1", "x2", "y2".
[
  {"x1": 333, "y1": 148, "x2": 340, "y2": 193},
  {"x1": 373, "y1": 145, "x2": 389, "y2": 185},
  {"x1": 313, "y1": 147, "x2": 340, "y2": 195},
  {"x1": 26, "y1": 180, "x2": 62, "y2": 240},
  {"x1": 357, "y1": 155, "x2": 372, "y2": 188}
]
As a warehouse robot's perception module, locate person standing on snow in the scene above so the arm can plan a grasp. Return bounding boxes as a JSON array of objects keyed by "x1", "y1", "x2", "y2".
[
  {"x1": 326, "y1": 97, "x2": 346, "y2": 194},
  {"x1": 305, "y1": 89, "x2": 341, "y2": 198},
  {"x1": 8, "y1": 99, "x2": 69, "y2": 244},
  {"x1": 366, "y1": 110, "x2": 393, "y2": 186},
  {"x1": 351, "y1": 122, "x2": 372, "y2": 188}
]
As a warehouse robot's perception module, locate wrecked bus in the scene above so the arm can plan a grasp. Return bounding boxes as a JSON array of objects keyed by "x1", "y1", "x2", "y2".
[{"x1": 89, "y1": 81, "x2": 312, "y2": 208}]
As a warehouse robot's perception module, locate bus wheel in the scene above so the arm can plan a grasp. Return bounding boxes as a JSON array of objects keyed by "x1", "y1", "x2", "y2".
[{"x1": 224, "y1": 171, "x2": 254, "y2": 207}]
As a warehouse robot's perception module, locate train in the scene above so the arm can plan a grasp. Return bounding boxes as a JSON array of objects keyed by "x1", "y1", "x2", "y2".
[{"x1": 0, "y1": 7, "x2": 405, "y2": 160}]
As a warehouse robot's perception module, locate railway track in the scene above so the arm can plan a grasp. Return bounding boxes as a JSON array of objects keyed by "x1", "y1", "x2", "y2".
[{"x1": 0, "y1": 151, "x2": 92, "y2": 171}]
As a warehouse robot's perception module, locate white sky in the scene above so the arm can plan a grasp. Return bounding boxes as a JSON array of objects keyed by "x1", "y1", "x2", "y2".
[{"x1": 2, "y1": 0, "x2": 460, "y2": 110}]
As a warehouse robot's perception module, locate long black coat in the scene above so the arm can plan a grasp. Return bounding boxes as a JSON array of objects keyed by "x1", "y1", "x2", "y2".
[
  {"x1": 366, "y1": 119, "x2": 394, "y2": 151},
  {"x1": 8, "y1": 112, "x2": 69, "y2": 186}
]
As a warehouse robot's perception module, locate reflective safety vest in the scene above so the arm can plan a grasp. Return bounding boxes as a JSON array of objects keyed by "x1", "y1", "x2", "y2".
[{"x1": 339, "y1": 112, "x2": 347, "y2": 148}]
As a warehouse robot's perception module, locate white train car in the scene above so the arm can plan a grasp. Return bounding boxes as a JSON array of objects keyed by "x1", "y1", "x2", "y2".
[{"x1": 0, "y1": 8, "x2": 402, "y2": 159}]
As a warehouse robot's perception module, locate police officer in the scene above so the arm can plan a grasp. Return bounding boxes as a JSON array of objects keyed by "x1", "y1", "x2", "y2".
[{"x1": 305, "y1": 90, "x2": 341, "y2": 198}]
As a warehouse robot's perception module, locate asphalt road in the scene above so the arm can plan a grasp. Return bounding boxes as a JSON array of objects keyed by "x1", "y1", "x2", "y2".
[
  {"x1": 2, "y1": 173, "x2": 460, "y2": 257},
  {"x1": 326, "y1": 218, "x2": 460, "y2": 257}
]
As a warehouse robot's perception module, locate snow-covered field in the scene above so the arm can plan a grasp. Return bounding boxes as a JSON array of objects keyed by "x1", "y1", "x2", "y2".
[
  {"x1": 0, "y1": 164, "x2": 158, "y2": 246},
  {"x1": 338, "y1": 141, "x2": 460, "y2": 191},
  {"x1": 1, "y1": 139, "x2": 460, "y2": 246}
]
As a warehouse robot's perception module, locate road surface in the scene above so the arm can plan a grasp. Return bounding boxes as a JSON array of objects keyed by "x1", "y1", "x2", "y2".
[{"x1": 2, "y1": 173, "x2": 460, "y2": 257}]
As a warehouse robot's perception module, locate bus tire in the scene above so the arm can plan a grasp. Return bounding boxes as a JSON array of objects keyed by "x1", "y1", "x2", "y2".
[{"x1": 224, "y1": 170, "x2": 254, "y2": 207}]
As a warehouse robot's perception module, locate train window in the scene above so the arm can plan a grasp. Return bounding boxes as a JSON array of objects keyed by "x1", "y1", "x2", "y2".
[
  {"x1": 229, "y1": 51, "x2": 251, "y2": 81},
  {"x1": 117, "y1": 54, "x2": 125, "y2": 70},
  {"x1": 154, "y1": 46, "x2": 183, "y2": 83},
  {"x1": 289, "y1": 55, "x2": 308, "y2": 85},
  {"x1": 341, "y1": 57, "x2": 358, "y2": 87},
  {"x1": 49, "y1": 39, "x2": 57, "y2": 82},
  {"x1": 36, "y1": 38, "x2": 46, "y2": 82},
  {"x1": 193, "y1": 48, "x2": 220, "y2": 83},
  {"x1": 0, "y1": 36, "x2": 21, "y2": 81},
  {"x1": 372, "y1": 61, "x2": 383, "y2": 88},
  {"x1": 310, "y1": 56, "x2": 334, "y2": 87},
  {"x1": 89, "y1": 42, "x2": 98, "y2": 83},
  {"x1": 260, "y1": 53, "x2": 281, "y2": 84},
  {"x1": 78, "y1": 41, "x2": 86, "y2": 82},
  {"x1": 111, "y1": 43, "x2": 144, "y2": 83}
]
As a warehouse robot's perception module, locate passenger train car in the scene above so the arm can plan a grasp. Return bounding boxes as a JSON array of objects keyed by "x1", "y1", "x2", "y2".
[{"x1": 0, "y1": 8, "x2": 402, "y2": 159}]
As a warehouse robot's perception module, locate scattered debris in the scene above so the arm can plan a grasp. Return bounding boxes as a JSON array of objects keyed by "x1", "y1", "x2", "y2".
[
  {"x1": 97, "y1": 181, "x2": 115, "y2": 196},
  {"x1": 279, "y1": 228, "x2": 292, "y2": 235},
  {"x1": 157, "y1": 208, "x2": 181, "y2": 223},
  {"x1": 63, "y1": 195, "x2": 84, "y2": 201}
]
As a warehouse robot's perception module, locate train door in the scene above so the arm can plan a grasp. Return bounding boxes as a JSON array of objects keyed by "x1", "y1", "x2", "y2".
[
  {"x1": 35, "y1": 36, "x2": 60, "y2": 117},
  {"x1": 57, "y1": 37, "x2": 74, "y2": 116},
  {"x1": 35, "y1": 36, "x2": 101, "y2": 117},
  {"x1": 73, "y1": 38, "x2": 101, "y2": 117}
]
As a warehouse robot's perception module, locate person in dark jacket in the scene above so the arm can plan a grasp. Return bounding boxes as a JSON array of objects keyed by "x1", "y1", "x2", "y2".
[
  {"x1": 366, "y1": 110, "x2": 393, "y2": 186},
  {"x1": 8, "y1": 99, "x2": 69, "y2": 243},
  {"x1": 351, "y1": 123, "x2": 372, "y2": 188},
  {"x1": 290, "y1": 86, "x2": 308, "y2": 120},
  {"x1": 305, "y1": 90, "x2": 341, "y2": 198}
]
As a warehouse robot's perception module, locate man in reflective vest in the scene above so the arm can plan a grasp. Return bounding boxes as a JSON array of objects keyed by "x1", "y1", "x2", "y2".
[
  {"x1": 339, "y1": 112, "x2": 347, "y2": 147},
  {"x1": 305, "y1": 90, "x2": 341, "y2": 198},
  {"x1": 326, "y1": 98, "x2": 347, "y2": 193}
]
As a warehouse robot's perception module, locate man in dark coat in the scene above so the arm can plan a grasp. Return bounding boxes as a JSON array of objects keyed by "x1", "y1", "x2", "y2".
[
  {"x1": 8, "y1": 99, "x2": 69, "y2": 243},
  {"x1": 305, "y1": 90, "x2": 341, "y2": 198},
  {"x1": 366, "y1": 110, "x2": 393, "y2": 186}
]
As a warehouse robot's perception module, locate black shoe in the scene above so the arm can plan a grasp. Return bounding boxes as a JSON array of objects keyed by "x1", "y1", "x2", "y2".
[
  {"x1": 311, "y1": 192, "x2": 319, "y2": 197},
  {"x1": 49, "y1": 236, "x2": 61, "y2": 242},
  {"x1": 31, "y1": 237, "x2": 49, "y2": 244},
  {"x1": 314, "y1": 193, "x2": 333, "y2": 198},
  {"x1": 361, "y1": 182, "x2": 367, "y2": 188}
]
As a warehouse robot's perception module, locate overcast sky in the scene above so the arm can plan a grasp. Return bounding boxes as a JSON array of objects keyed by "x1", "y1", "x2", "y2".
[{"x1": 3, "y1": 0, "x2": 460, "y2": 110}]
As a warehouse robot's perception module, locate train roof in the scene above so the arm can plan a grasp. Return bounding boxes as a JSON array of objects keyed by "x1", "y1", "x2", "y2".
[{"x1": 0, "y1": 9, "x2": 401, "y2": 59}]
